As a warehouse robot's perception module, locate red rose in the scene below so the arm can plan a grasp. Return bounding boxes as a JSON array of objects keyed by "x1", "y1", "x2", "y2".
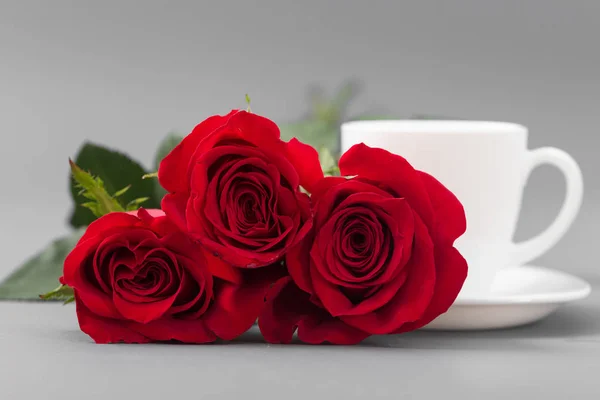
[
  {"x1": 259, "y1": 144, "x2": 468, "y2": 344},
  {"x1": 158, "y1": 110, "x2": 322, "y2": 268},
  {"x1": 62, "y1": 208, "x2": 272, "y2": 344}
]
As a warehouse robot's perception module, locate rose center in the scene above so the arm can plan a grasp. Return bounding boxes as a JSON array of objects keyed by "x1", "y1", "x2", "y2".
[
  {"x1": 349, "y1": 231, "x2": 368, "y2": 252},
  {"x1": 112, "y1": 252, "x2": 180, "y2": 301},
  {"x1": 340, "y1": 218, "x2": 377, "y2": 264},
  {"x1": 131, "y1": 264, "x2": 161, "y2": 290},
  {"x1": 328, "y1": 208, "x2": 391, "y2": 284},
  {"x1": 240, "y1": 193, "x2": 261, "y2": 225},
  {"x1": 227, "y1": 177, "x2": 274, "y2": 237}
]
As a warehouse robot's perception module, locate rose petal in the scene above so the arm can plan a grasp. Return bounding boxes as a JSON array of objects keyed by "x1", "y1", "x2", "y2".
[
  {"x1": 64, "y1": 237, "x2": 122, "y2": 319},
  {"x1": 311, "y1": 208, "x2": 381, "y2": 288},
  {"x1": 226, "y1": 110, "x2": 282, "y2": 146},
  {"x1": 340, "y1": 212, "x2": 436, "y2": 334},
  {"x1": 192, "y1": 149, "x2": 295, "y2": 268},
  {"x1": 74, "y1": 212, "x2": 140, "y2": 245},
  {"x1": 274, "y1": 185, "x2": 300, "y2": 219},
  {"x1": 418, "y1": 171, "x2": 467, "y2": 244},
  {"x1": 258, "y1": 276, "x2": 315, "y2": 344},
  {"x1": 111, "y1": 247, "x2": 181, "y2": 323},
  {"x1": 339, "y1": 143, "x2": 435, "y2": 230},
  {"x1": 297, "y1": 311, "x2": 370, "y2": 345},
  {"x1": 394, "y1": 245, "x2": 467, "y2": 333},
  {"x1": 257, "y1": 277, "x2": 370, "y2": 345},
  {"x1": 113, "y1": 283, "x2": 178, "y2": 324},
  {"x1": 93, "y1": 242, "x2": 129, "y2": 294},
  {"x1": 187, "y1": 192, "x2": 213, "y2": 241},
  {"x1": 136, "y1": 208, "x2": 181, "y2": 237},
  {"x1": 311, "y1": 265, "x2": 409, "y2": 318},
  {"x1": 168, "y1": 266, "x2": 208, "y2": 318},
  {"x1": 168, "y1": 273, "x2": 203, "y2": 316},
  {"x1": 285, "y1": 138, "x2": 324, "y2": 193},
  {"x1": 76, "y1": 293, "x2": 217, "y2": 344},
  {"x1": 75, "y1": 294, "x2": 150, "y2": 344},
  {"x1": 133, "y1": 208, "x2": 165, "y2": 222},
  {"x1": 198, "y1": 238, "x2": 272, "y2": 268},
  {"x1": 129, "y1": 236, "x2": 169, "y2": 269},
  {"x1": 203, "y1": 251, "x2": 243, "y2": 284},
  {"x1": 311, "y1": 194, "x2": 413, "y2": 290},
  {"x1": 310, "y1": 176, "x2": 348, "y2": 204},
  {"x1": 161, "y1": 193, "x2": 189, "y2": 232},
  {"x1": 308, "y1": 262, "x2": 353, "y2": 317},
  {"x1": 295, "y1": 192, "x2": 313, "y2": 235},
  {"x1": 158, "y1": 111, "x2": 236, "y2": 193},
  {"x1": 286, "y1": 231, "x2": 315, "y2": 295},
  {"x1": 159, "y1": 232, "x2": 202, "y2": 262},
  {"x1": 126, "y1": 318, "x2": 216, "y2": 343},
  {"x1": 313, "y1": 178, "x2": 392, "y2": 229},
  {"x1": 205, "y1": 267, "x2": 276, "y2": 340}
]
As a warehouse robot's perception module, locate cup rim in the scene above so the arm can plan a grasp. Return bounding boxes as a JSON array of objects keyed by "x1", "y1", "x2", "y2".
[{"x1": 341, "y1": 120, "x2": 528, "y2": 135}]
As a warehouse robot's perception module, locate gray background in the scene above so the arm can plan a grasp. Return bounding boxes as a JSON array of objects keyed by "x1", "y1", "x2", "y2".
[
  {"x1": 1, "y1": 1, "x2": 599, "y2": 398},
  {"x1": 1, "y1": 0, "x2": 599, "y2": 280},
  {"x1": 1, "y1": 0, "x2": 598, "y2": 281}
]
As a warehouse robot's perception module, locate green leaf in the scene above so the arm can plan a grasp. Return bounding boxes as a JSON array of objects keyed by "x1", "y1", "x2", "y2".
[
  {"x1": 310, "y1": 80, "x2": 359, "y2": 127},
  {"x1": 0, "y1": 230, "x2": 84, "y2": 300},
  {"x1": 69, "y1": 142, "x2": 160, "y2": 227},
  {"x1": 319, "y1": 147, "x2": 339, "y2": 176},
  {"x1": 332, "y1": 80, "x2": 359, "y2": 111},
  {"x1": 279, "y1": 120, "x2": 340, "y2": 159},
  {"x1": 40, "y1": 284, "x2": 75, "y2": 304},
  {"x1": 152, "y1": 133, "x2": 184, "y2": 201}
]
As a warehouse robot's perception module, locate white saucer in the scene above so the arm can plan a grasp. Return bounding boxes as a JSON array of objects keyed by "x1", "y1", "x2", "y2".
[{"x1": 422, "y1": 265, "x2": 591, "y2": 331}]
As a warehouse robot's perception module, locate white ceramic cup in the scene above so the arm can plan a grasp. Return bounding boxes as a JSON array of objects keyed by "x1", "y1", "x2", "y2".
[{"x1": 341, "y1": 120, "x2": 583, "y2": 297}]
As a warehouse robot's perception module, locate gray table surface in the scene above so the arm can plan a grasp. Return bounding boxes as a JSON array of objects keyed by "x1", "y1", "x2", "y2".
[{"x1": 1, "y1": 287, "x2": 599, "y2": 400}]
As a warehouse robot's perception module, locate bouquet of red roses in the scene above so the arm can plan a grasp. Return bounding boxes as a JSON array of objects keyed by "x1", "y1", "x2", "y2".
[{"x1": 43, "y1": 106, "x2": 468, "y2": 345}]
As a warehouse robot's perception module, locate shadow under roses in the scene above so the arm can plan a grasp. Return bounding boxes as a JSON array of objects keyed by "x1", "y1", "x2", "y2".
[
  {"x1": 369, "y1": 301, "x2": 600, "y2": 350},
  {"x1": 252, "y1": 294, "x2": 600, "y2": 349},
  {"x1": 221, "y1": 296, "x2": 597, "y2": 349},
  {"x1": 55, "y1": 297, "x2": 598, "y2": 349}
]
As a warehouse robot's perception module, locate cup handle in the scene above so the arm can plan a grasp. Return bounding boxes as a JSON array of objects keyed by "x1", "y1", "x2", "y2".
[{"x1": 511, "y1": 147, "x2": 584, "y2": 266}]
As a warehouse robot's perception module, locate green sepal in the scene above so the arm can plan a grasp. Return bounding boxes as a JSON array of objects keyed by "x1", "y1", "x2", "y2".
[
  {"x1": 113, "y1": 185, "x2": 131, "y2": 198},
  {"x1": 39, "y1": 284, "x2": 75, "y2": 305},
  {"x1": 69, "y1": 159, "x2": 125, "y2": 217},
  {"x1": 126, "y1": 197, "x2": 150, "y2": 211},
  {"x1": 142, "y1": 172, "x2": 158, "y2": 180}
]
